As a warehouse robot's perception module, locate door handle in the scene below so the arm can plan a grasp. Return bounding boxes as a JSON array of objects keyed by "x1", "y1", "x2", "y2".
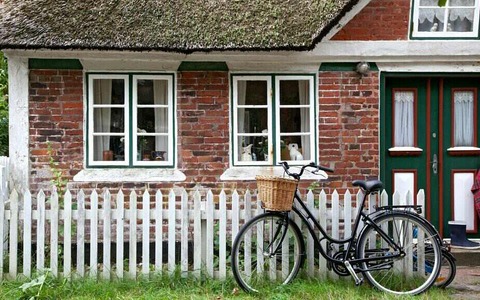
[{"x1": 432, "y1": 154, "x2": 438, "y2": 175}]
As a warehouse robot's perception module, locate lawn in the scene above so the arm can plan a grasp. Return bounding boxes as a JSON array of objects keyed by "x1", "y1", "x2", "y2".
[{"x1": 0, "y1": 272, "x2": 453, "y2": 300}]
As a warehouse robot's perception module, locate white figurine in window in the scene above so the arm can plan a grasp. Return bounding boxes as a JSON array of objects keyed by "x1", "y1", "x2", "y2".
[
  {"x1": 288, "y1": 143, "x2": 303, "y2": 161},
  {"x1": 430, "y1": 22, "x2": 438, "y2": 32},
  {"x1": 241, "y1": 144, "x2": 253, "y2": 161}
]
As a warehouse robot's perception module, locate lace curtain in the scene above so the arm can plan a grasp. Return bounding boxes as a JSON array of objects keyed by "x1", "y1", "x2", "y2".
[
  {"x1": 454, "y1": 91, "x2": 474, "y2": 146},
  {"x1": 394, "y1": 91, "x2": 414, "y2": 147}
]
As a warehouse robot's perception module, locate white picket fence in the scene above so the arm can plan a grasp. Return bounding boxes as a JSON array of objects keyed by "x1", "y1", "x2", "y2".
[{"x1": 0, "y1": 186, "x2": 425, "y2": 280}]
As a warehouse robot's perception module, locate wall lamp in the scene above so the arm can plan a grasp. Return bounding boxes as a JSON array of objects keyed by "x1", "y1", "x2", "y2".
[{"x1": 356, "y1": 61, "x2": 370, "y2": 76}]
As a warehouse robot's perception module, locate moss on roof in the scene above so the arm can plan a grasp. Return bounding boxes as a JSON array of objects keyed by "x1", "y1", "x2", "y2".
[{"x1": 0, "y1": 0, "x2": 359, "y2": 53}]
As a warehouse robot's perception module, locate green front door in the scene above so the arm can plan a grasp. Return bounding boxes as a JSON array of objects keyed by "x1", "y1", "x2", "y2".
[{"x1": 383, "y1": 75, "x2": 480, "y2": 238}]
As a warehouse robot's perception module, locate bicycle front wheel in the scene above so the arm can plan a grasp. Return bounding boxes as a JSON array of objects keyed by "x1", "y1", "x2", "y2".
[
  {"x1": 357, "y1": 212, "x2": 442, "y2": 295},
  {"x1": 231, "y1": 212, "x2": 305, "y2": 293}
]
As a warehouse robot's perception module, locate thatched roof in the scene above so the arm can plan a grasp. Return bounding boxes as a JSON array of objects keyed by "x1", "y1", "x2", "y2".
[{"x1": 0, "y1": 0, "x2": 359, "y2": 53}]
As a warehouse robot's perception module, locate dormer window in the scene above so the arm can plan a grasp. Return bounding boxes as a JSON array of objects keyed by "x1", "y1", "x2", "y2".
[{"x1": 412, "y1": 0, "x2": 480, "y2": 38}]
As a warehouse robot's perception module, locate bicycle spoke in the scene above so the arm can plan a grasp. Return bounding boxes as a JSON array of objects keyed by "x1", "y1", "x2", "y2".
[
  {"x1": 357, "y1": 213, "x2": 441, "y2": 295},
  {"x1": 232, "y1": 212, "x2": 304, "y2": 293}
]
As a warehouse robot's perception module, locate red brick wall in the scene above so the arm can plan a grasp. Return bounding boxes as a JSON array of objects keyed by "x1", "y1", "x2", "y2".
[
  {"x1": 317, "y1": 71, "x2": 380, "y2": 194},
  {"x1": 332, "y1": 0, "x2": 410, "y2": 41},
  {"x1": 29, "y1": 70, "x2": 84, "y2": 192},
  {"x1": 27, "y1": 69, "x2": 380, "y2": 196},
  {"x1": 176, "y1": 71, "x2": 256, "y2": 192}
]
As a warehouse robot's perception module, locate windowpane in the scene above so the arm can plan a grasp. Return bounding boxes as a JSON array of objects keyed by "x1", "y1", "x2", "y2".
[
  {"x1": 419, "y1": 0, "x2": 438, "y2": 5},
  {"x1": 93, "y1": 136, "x2": 125, "y2": 162},
  {"x1": 450, "y1": 0, "x2": 475, "y2": 6},
  {"x1": 280, "y1": 135, "x2": 311, "y2": 161},
  {"x1": 137, "y1": 79, "x2": 168, "y2": 105},
  {"x1": 279, "y1": 108, "x2": 310, "y2": 132},
  {"x1": 237, "y1": 108, "x2": 268, "y2": 134},
  {"x1": 93, "y1": 79, "x2": 125, "y2": 105},
  {"x1": 448, "y1": 8, "x2": 474, "y2": 32},
  {"x1": 454, "y1": 91, "x2": 474, "y2": 146},
  {"x1": 394, "y1": 91, "x2": 415, "y2": 147},
  {"x1": 418, "y1": 8, "x2": 445, "y2": 32},
  {"x1": 242, "y1": 81, "x2": 268, "y2": 105},
  {"x1": 137, "y1": 107, "x2": 168, "y2": 133},
  {"x1": 237, "y1": 135, "x2": 268, "y2": 162}
]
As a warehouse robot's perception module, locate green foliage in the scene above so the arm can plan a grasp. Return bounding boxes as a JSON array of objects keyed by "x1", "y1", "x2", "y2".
[
  {"x1": 0, "y1": 52, "x2": 8, "y2": 156},
  {"x1": 18, "y1": 270, "x2": 69, "y2": 299},
  {"x1": 47, "y1": 142, "x2": 68, "y2": 199}
]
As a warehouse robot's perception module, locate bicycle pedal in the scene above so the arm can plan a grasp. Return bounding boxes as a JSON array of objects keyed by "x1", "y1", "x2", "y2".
[{"x1": 344, "y1": 261, "x2": 363, "y2": 286}]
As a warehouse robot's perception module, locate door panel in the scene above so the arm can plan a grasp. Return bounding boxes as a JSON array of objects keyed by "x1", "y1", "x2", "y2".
[{"x1": 383, "y1": 76, "x2": 480, "y2": 237}]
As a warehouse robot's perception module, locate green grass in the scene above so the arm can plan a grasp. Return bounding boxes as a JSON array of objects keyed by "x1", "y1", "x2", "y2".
[{"x1": 0, "y1": 272, "x2": 453, "y2": 300}]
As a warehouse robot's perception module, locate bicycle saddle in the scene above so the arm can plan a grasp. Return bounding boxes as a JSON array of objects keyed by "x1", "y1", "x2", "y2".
[{"x1": 352, "y1": 180, "x2": 383, "y2": 193}]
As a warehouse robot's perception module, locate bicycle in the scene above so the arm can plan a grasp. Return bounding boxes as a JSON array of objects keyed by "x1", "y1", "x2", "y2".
[{"x1": 231, "y1": 162, "x2": 443, "y2": 295}]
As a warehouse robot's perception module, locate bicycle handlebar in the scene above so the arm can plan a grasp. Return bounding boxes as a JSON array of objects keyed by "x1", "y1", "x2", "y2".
[{"x1": 279, "y1": 161, "x2": 334, "y2": 180}]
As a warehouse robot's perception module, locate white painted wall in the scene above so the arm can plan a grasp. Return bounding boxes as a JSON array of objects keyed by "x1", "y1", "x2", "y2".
[{"x1": 6, "y1": 56, "x2": 29, "y2": 193}]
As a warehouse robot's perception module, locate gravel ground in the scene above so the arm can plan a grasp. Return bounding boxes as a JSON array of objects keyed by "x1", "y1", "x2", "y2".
[{"x1": 449, "y1": 266, "x2": 480, "y2": 299}]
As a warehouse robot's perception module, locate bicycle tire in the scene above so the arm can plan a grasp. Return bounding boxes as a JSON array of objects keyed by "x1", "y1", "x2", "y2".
[
  {"x1": 356, "y1": 212, "x2": 442, "y2": 295},
  {"x1": 434, "y1": 250, "x2": 456, "y2": 288},
  {"x1": 231, "y1": 212, "x2": 305, "y2": 293}
]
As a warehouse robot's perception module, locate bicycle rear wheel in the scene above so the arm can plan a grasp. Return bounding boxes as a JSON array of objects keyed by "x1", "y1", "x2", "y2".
[
  {"x1": 357, "y1": 212, "x2": 442, "y2": 295},
  {"x1": 434, "y1": 250, "x2": 456, "y2": 288},
  {"x1": 231, "y1": 212, "x2": 305, "y2": 293}
]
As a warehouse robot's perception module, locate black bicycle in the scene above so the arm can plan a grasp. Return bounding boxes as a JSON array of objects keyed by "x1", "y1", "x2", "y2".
[{"x1": 231, "y1": 162, "x2": 443, "y2": 295}]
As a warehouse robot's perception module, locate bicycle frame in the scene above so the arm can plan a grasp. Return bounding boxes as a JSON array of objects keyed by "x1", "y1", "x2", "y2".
[{"x1": 283, "y1": 189, "x2": 406, "y2": 270}]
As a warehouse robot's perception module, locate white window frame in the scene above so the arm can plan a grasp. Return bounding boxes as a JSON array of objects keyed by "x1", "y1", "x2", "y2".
[
  {"x1": 412, "y1": 0, "x2": 480, "y2": 38},
  {"x1": 132, "y1": 75, "x2": 175, "y2": 167},
  {"x1": 275, "y1": 75, "x2": 316, "y2": 165},
  {"x1": 232, "y1": 74, "x2": 316, "y2": 166},
  {"x1": 87, "y1": 73, "x2": 175, "y2": 168},
  {"x1": 233, "y1": 76, "x2": 273, "y2": 166},
  {"x1": 88, "y1": 74, "x2": 130, "y2": 167}
]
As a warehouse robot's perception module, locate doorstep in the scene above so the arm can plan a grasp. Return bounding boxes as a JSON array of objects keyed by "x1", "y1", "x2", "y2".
[{"x1": 450, "y1": 248, "x2": 480, "y2": 266}]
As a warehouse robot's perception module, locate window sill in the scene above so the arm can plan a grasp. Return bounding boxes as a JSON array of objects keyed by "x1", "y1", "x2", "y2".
[
  {"x1": 220, "y1": 166, "x2": 328, "y2": 181},
  {"x1": 447, "y1": 147, "x2": 480, "y2": 156},
  {"x1": 388, "y1": 147, "x2": 423, "y2": 156},
  {"x1": 73, "y1": 168, "x2": 186, "y2": 182}
]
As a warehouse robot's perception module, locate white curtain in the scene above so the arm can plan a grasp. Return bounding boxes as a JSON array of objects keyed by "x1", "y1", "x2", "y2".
[
  {"x1": 298, "y1": 80, "x2": 310, "y2": 160},
  {"x1": 93, "y1": 79, "x2": 112, "y2": 160},
  {"x1": 237, "y1": 81, "x2": 247, "y2": 160},
  {"x1": 394, "y1": 91, "x2": 414, "y2": 147},
  {"x1": 237, "y1": 81, "x2": 247, "y2": 133},
  {"x1": 454, "y1": 91, "x2": 474, "y2": 146},
  {"x1": 154, "y1": 80, "x2": 168, "y2": 152}
]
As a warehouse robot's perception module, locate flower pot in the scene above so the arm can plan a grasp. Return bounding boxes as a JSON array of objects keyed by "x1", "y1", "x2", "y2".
[{"x1": 103, "y1": 150, "x2": 113, "y2": 161}]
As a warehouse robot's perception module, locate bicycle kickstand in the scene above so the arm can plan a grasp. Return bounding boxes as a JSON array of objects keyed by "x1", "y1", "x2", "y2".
[{"x1": 344, "y1": 261, "x2": 363, "y2": 286}]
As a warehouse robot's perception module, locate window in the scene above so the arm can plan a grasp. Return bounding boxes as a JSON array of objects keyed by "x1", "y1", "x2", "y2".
[
  {"x1": 453, "y1": 89, "x2": 475, "y2": 146},
  {"x1": 232, "y1": 75, "x2": 316, "y2": 166},
  {"x1": 87, "y1": 74, "x2": 175, "y2": 167},
  {"x1": 393, "y1": 89, "x2": 416, "y2": 147},
  {"x1": 412, "y1": 0, "x2": 480, "y2": 38}
]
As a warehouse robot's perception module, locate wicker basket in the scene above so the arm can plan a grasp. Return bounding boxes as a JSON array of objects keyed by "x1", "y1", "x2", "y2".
[{"x1": 256, "y1": 175, "x2": 298, "y2": 211}]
